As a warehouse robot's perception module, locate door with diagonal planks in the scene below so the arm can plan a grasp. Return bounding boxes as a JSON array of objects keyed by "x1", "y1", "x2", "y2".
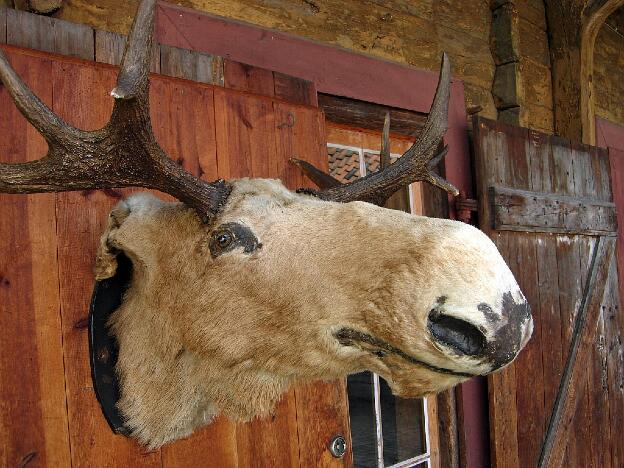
[{"x1": 473, "y1": 117, "x2": 623, "y2": 468}]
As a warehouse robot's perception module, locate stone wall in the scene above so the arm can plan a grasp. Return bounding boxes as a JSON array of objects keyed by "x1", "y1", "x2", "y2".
[
  {"x1": 7, "y1": 1, "x2": 623, "y2": 136},
  {"x1": 594, "y1": 8, "x2": 624, "y2": 127},
  {"x1": 0, "y1": 0, "x2": 553, "y2": 131}
]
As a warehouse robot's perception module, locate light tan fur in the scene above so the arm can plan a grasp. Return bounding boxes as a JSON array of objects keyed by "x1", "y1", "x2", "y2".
[{"x1": 96, "y1": 179, "x2": 532, "y2": 448}]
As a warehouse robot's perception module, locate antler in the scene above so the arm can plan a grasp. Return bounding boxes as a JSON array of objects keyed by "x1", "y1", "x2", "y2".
[
  {"x1": 292, "y1": 53, "x2": 458, "y2": 206},
  {"x1": 0, "y1": 0, "x2": 230, "y2": 222}
]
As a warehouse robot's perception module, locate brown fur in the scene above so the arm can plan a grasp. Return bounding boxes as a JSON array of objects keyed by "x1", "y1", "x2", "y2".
[{"x1": 95, "y1": 179, "x2": 532, "y2": 448}]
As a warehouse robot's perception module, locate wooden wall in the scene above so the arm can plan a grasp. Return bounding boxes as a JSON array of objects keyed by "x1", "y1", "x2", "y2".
[
  {"x1": 0, "y1": 0, "x2": 556, "y2": 133},
  {"x1": 595, "y1": 7, "x2": 624, "y2": 128},
  {"x1": 0, "y1": 44, "x2": 354, "y2": 468}
]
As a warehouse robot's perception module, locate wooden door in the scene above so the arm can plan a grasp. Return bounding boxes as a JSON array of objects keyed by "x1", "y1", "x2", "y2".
[
  {"x1": 473, "y1": 117, "x2": 623, "y2": 467},
  {"x1": 0, "y1": 45, "x2": 351, "y2": 468}
]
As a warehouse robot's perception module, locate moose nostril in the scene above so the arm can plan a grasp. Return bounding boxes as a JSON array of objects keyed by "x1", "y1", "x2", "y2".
[{"x1": 427, "y1": 310, "x2": 487, "y2": 356}]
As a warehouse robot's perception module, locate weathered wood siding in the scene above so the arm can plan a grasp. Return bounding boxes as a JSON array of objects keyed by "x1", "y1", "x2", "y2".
[
  {"x1": 595, "y1": 8, "x2": 624, "y2": 127},
  {"x1": 0, "y1": 45, "x2": 352, "y2": 468},
  {"x1": 474, "y1": 117, "x2": 623, "y2": 467},
  {"x1": 0, "y1": 0, "x2": 557, "y2": 133}
]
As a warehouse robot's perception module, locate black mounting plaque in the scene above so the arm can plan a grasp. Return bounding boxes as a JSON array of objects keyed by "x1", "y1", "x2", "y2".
[{"x1": 88, "y1": 253, "x2": 132, "y2": 436}]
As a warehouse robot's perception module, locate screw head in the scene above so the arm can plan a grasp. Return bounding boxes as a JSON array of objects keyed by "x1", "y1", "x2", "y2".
[{"x1": 329, "y1": 435, "x2": 347, "y2": 458}]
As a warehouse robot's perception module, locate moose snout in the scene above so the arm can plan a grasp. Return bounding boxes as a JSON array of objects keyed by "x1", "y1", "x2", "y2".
[
  {"x1": 427, "y1": 293, "x2": 533, "y2": 372},
  {"x1": 427, "y1": 310, "x2": 487, "y2": 356},
  {"x1": 484, "y1": 295, "x2": 533, "y2": 371}
]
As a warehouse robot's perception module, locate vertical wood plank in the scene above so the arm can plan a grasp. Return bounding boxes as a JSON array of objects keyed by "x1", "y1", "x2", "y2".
[
  {"x1": 224, "y1": 60, "x2": 275, "y2": 97},
  {"x1": 214, "y1": 89, "x2": 278, "y2": 179},
  {"x1": 94, "y1": 30, "x2": 160, "y2": 72},
  {"x1": 274, "y1": 72, "x2": 318, "y2": 107},
  {"x1": 571, "y1": 143, "x2": 596, "y2": 466},
  {"x1": 149, "y1": 75, "x2": 238, "y2": 468},
  {"x1": 52, "y1": 60, "x2": 161, "y2": 468},
  {"x1": 603, "y1": 254, "x2": 623, "y2": 468},
  {"x1": 95, "y1": 30, "x2": 125, "y2": 65},
  {"x1": 214, "y1": 87, "x2": 302, "y2": 468},
  {"x1": 474, "y1": 119, "x2": 520, "y2": 468},
  {"x1": 6, "y1": 9, "x2": 93, "y2": 60},
  {"x1": 550, "y1": 138, "x2": 582, "y2": 466},
  {"x1": 607, "y1": 148, "x2": 624, "y2": 468},
  {"x1": 487, "y1": 238, "x2": 521, "y2": 468},
  {"x1": 274, "y1": 101, "x2": 327, "y2": 189},
  {"x1": 273, "y1": 100, "x2": 351, "y2": 467},
  {"x1": 0, "y1": 8, "x2": 6, "y2": 44},
  {"x1": 235, "y1": 392, "x2": 300, "y2": 468},
  {"x1": 51, "y1": 17, "x2": 94, "y2": 60},
  {"x1": 505, "y1": 124, "x2": 546, "y2": 468},
  {"x1": 7, "y1": 9, "x2": 56, "y2": 54},
  {"x1": 528, "y1": 132, "x2": 564, "y2": 438},
  {"x1": 0, "y1": 49, "x2": 71, "y2": 468},
  {"x1": 160, "y1": 45, "x2": 221, "y2": 84},
  {"x1": 540, "y1": 238, "x2": 616, "y2": 468}
]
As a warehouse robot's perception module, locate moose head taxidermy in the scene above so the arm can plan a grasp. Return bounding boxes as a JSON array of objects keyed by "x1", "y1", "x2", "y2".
[{"x1": 0, "y1": 0, "x2": 533, "y2": 448}]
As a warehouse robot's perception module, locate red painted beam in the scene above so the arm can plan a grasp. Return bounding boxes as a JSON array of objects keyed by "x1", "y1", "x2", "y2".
[{"x1": 154, "y1": 2, "x2": 471, "y2": 200}]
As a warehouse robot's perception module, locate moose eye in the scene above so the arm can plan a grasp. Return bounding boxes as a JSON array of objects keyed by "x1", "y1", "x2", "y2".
[
  {"x1": 216, "y1": 231, "x2": 233, "y2": 248},
  {"x1": 209, "y1": 222, "x2": 261, "y2": 258}
]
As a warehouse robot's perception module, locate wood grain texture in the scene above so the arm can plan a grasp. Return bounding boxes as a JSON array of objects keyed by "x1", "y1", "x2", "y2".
[
  {"x1": 150, "y1": 76, "x2": 239, "y2": 467},
  {"x1": 160, "y1": 45, "x2": 219, "y2": 84},
  {"x1": 473, "y1": 118, "x2": 520, "y2": 468},
  {"x1": 7, "y1": 9, "x2": 94, "y2": 60},
  {"x1": 7, "y1": 9, "x2": 56, "y2": 54},
  {"x1": 506, "y1": 124, "x2": 546, "y2": 468},
  {"x1": 95, "y1": 30, "x2": 160, "y2": 73},
  {"x1": 273, "y1": 100, "x2": 352, "y2": 467},
  {"x1": 473, "y1": 116, "x2": 621, "y2": 468},
  {"x1": 214, "y1": 88, "x2": 278, "y2": 178},
  {"x1": 490, "y1": 186, "x2": 617, "y2": 235},
  {"x1": 0, "y1": 48, "x2": 71, "y2": 468},
  {"x1": 539, "y1": 236, "x2": 616, "y2": 467},
  {"x1": 606, "y1": 147, "x2": 624, "y2": 467},
  {"x1": 224, "y1": 60, "x2": 275, "y2": 97},
  {"x1": 319, "y1": 94, "x2": 428, "y2": 138},
  {"x1": 274, "y1": 72, "x2": 317, "y2": 106},
  {"x1": 294, "y1": 380, "x2": 352, "y2": 468},
  {"x1": 0, "y1": 8, "x2": 5, "y2": 44}
]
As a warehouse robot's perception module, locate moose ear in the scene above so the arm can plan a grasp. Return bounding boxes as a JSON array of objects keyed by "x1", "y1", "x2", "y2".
[{"x1": 94, "y1": 201, "x2": 131, "y2": 281}]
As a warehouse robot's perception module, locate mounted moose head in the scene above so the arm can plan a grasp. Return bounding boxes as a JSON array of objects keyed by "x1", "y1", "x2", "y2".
[{"x1": 0, "y1": 0, "x2": 533, "y2": 448}]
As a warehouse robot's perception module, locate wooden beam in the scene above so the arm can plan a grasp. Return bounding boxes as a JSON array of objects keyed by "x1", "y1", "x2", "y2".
[
  {"x1": 490, "y1": 185, "x2": 617, "y2": 235},
  {"x1": 538, "y1": 236, "x2": 616, "y2": 467},
  {"x1": 318, "y1": 94, "x2": 427, "y2": 138},
  {"x1": 545, "y1": 0, "x2": 624, "y2": 143}
]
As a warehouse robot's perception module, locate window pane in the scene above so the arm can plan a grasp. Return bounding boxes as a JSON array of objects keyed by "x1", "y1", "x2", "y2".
[
  {"x1": 379, "y1": 377, "x2": 427, "y2": 465},
  {"x1": 328, "y1": 146, "x2": 361, "y2": 182},
  {"x1": 347, "y1": 372, "x2": 378, "y2": 468}
]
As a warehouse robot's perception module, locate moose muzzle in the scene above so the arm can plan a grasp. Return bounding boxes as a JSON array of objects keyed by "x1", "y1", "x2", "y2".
[{"x1": 427, "y1": 292, "x2": 533, "y2": 373}]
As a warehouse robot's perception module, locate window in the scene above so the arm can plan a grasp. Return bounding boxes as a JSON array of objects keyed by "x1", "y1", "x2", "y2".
[{"x1": 327, "y1": 125, "x2": 437, "y2": 468}]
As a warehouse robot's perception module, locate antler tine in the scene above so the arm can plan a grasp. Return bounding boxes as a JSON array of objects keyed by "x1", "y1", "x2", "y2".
[
  {"x1": 0, "y1": 0, "x2": 231, "y2": 222},
  {"x1": 317, "y1": 53, "x2": 459, "y2": 206},
  {"x1": 380, "y1": 111, "x2": 391, "y2": 170},
  {"x1": 111, "y1": 0, "x2": 155, "y2": 101},
  {"x1": 289, "y1": 158, "x2": 341, "y2": 189},
  {"x1": 0, "y1": 51, "x2": 81, "y2": 145}
]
